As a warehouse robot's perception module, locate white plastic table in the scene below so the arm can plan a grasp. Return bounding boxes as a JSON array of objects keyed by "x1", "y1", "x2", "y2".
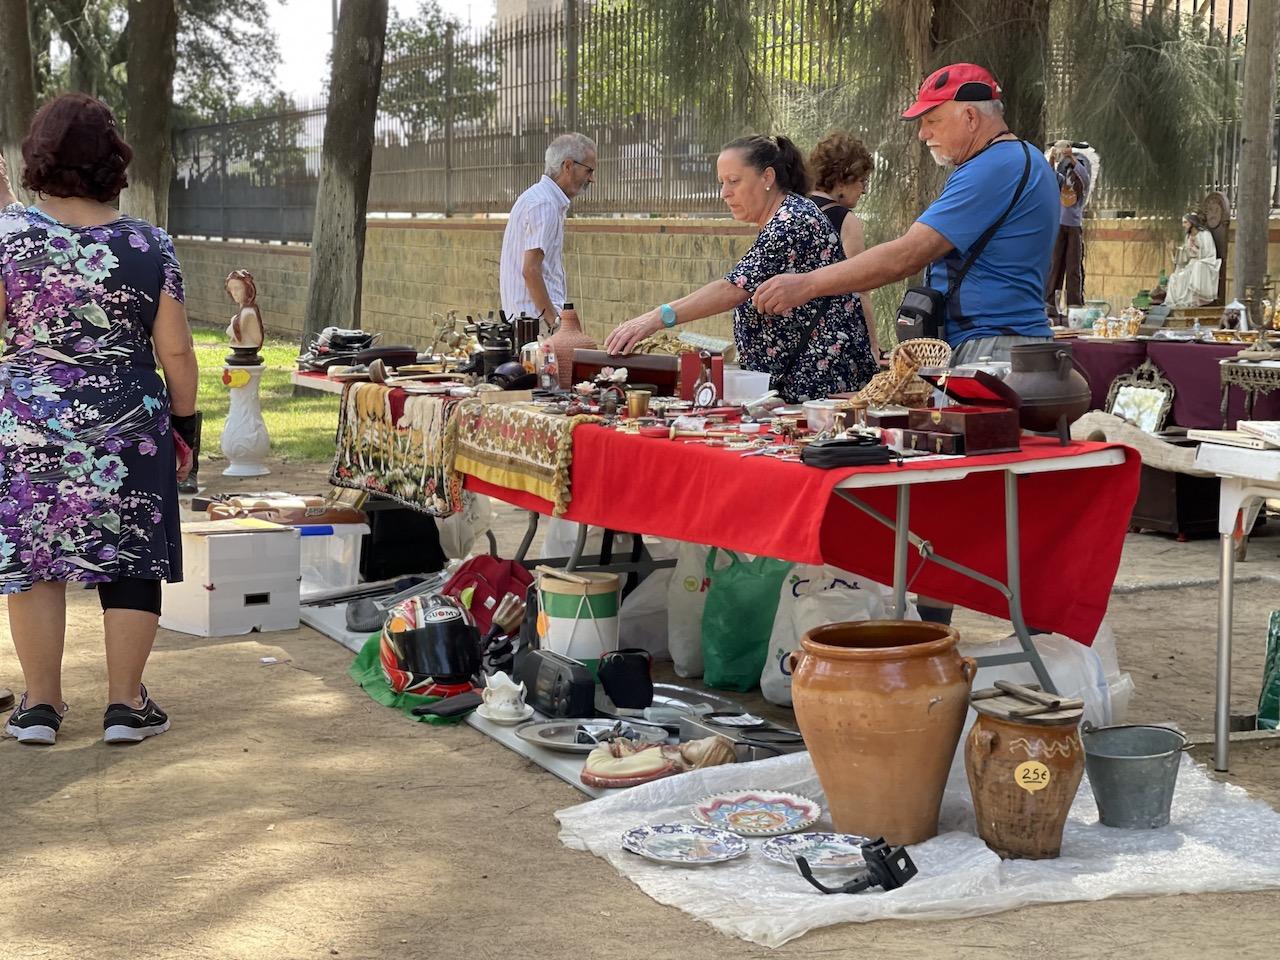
[{"x1": 1193, "y1": 443, "x2": 1280, "y2": 771}]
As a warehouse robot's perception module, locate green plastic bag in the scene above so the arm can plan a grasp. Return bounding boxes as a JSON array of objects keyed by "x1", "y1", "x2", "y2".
[
  {"x1": 348, "y1": 633, "x2": 469, "y2": 726},
  {"x1": 1257, "y1": 610, "x2": 1280, "y2": 730},
  {"x1": 700, "y1": 547, "x2": 792, "y2": 692}
]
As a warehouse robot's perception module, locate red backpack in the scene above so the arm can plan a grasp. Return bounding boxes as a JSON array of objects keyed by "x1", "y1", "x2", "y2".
[{"x1": 440, "y1": 555, "x2": 534, "y2": 634}]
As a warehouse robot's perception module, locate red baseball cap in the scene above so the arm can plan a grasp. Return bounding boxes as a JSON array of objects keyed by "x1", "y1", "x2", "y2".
[{"x1": 901, "y1": 63, "x2": 1002, "y2": 120}]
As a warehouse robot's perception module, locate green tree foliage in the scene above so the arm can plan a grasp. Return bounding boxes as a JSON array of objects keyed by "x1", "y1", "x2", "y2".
[
  {"x1": 378, "y1": 0, "x2": 497, "y2": 140},
  {"x1": 29, "y1": 0, "x2": 279, "y2": 124}
]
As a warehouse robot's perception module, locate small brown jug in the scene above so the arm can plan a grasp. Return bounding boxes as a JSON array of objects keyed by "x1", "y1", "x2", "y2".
[{"x1": 964, "y1": 690, "x2": 1084, "y2": 859}]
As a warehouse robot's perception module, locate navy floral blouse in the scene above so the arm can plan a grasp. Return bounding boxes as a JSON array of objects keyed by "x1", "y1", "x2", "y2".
[
  {"x1": 725, "y1": 192, "x2": 876, "y2": 402},
  {"x1": 0, "y1": 206, "x2": 185, "y2": 591}
]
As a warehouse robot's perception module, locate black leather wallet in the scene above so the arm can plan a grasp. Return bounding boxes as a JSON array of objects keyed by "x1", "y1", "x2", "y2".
[{"x1": 801, "y1": 436, "x2": 895, "y2": 469}]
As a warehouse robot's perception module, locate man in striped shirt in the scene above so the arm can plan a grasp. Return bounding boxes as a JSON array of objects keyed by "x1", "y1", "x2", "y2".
[{"x1": 500, "y1": 132, "x2": 596, "y2": 325}]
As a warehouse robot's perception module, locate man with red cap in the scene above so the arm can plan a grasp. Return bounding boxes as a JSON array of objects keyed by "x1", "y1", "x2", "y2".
[{"x1": 755, "y1": 63, "x2": 1059, "y2": 367}]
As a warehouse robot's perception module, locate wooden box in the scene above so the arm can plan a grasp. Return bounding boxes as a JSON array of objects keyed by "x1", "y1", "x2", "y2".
[
  {"x1": 903, "y1": 428, "x2": 965, "y2": 455},
  {"x1": 572, "y1": 350, "x2": 679, "y2": 394},
  {"x1": 914, "y1": 368, "x2": 1023, "y2": 455}
]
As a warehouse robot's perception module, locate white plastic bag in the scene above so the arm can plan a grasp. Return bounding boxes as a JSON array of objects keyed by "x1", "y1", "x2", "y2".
[
  {"x1": 760, "y1": 564, "x2": 905, "y2": 705},
  {"x1": 618, "y1": 568, "x2": 673, "y2": 660},
  {"x1": 436, "y1": 492, "x2": 493, "y2": 560},
  {"x1": 539, "y1": 519, "x2": 643, "y2": 561},
  {"x1": 666, "y1": 541, "x2": 711, "y2": 677}
]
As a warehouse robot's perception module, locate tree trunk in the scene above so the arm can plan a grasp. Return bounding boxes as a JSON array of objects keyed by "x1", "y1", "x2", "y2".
[
  {"x1": 302, "y1": 0, "x2": 390, "y2": 341},
  {"x1": 930, "y1": 0, "x2": 1050, "y2": 147},
  {"x1": 46, "y1": 0, "x2": 99, "y2": 94},
  {"x1": 119, "y1": 0, "x2": 179, "y2": 226},
  {"x1": 1235, "y1": 0, "x2": 1279, "y2": 302},
  {"x1": 0, "y1": 0, "x2": 37, "y2": 202}
]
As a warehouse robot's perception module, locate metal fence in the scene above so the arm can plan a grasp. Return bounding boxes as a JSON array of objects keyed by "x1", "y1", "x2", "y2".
[{"x1": 168, "y1": 0, "x2": 1251, "y2": 242}]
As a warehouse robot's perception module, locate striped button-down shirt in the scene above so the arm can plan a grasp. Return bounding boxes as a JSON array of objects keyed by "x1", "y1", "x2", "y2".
[{"x1": 500, "y1": 175, "x2": 571, "y2": 321}]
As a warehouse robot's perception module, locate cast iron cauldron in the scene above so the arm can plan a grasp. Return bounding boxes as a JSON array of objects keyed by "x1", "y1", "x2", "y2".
[{"x1": 1004, "y1": 342, "x2": 1091, "y2": 441}]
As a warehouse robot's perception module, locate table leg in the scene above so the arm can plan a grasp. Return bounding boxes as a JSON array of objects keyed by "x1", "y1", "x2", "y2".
[
  {"x1": 1004, "y1": 471, "x2": 1058, "y2": 695},
  {"x1": 1216, "y1": 521, "x2": 1237, "y2": 772},
  {"x1": 514, "y1": 510, "x2": 540, "y2": 563},
  {"x1": 567, "y1": 522, "x2": 589, "y2": 573},
  {"x1": 892, "y1": 485, "x2": 910, "y2": 618}
]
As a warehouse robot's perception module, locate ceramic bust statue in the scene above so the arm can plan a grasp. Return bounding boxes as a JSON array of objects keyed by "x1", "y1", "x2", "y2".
[{"x1": 225, "y1": 269, "x2": 265, "y2": 365}]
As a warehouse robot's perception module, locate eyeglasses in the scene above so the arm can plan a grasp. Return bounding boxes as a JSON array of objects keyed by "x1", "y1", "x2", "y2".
[{"x1": 571, "y1": 159, "x2": 595, "y2": 175}]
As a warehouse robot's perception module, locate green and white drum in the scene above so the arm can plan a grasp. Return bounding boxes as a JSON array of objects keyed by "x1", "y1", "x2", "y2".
[{"x1": 536, "y1": 571, "x2": 621, "y2": 664}]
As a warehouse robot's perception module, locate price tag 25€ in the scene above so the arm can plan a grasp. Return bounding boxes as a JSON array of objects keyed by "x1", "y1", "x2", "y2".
[{"x1": 1015, "y1": 760, "x2": 1052, "y2": 793}]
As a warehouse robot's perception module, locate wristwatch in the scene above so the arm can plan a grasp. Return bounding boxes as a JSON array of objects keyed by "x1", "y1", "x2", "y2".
[{"x1": 659, "y1": 303, "x2": 678, "y2": 329}]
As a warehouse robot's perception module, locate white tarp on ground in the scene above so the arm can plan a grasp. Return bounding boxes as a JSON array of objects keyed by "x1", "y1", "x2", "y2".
[{"x1": 556, "y1": 751, "x2": 1280, "y2": 948}]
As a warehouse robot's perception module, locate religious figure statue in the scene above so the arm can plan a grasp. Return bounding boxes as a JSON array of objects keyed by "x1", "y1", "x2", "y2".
[
  {"x1": 1165, "y1": 213, "x2": 1221, "y2": 309},
  {"x1": 224, "y1": 269, "x2": 265, "y2": 364}
]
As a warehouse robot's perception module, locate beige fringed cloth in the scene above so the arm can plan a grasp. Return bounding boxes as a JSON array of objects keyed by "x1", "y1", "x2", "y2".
[
  {"x1": 451, "y1": 401, "x2": 601, "y2": 516},
  {"x1": 329, "y1": 382, "x2": 466, "y2": 516}
]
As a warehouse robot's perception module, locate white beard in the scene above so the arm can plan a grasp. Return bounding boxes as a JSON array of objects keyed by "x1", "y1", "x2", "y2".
[{"x1": 929, "y1": 147, "x2": 954, "y2": 168}]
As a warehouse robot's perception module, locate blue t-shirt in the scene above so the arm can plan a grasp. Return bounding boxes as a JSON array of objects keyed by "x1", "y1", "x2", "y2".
[{"x1": 917, "y1": 140, "x2": 1059, "y2": 348}]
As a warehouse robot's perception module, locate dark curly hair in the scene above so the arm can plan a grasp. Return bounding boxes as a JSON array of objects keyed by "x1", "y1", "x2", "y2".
[
  {"x1": 21, "y1": 93, "x2": 132, "y2": 203},
  {"x1": 808, "y1": 132, "x2": 873, "y2": 194},
  {"x1": 721, "y1": 134, "x2": 810, "y2": 195}
]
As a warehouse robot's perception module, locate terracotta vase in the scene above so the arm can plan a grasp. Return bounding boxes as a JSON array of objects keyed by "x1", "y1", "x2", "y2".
[
  {"x1": 964, "y1": 711, "x2": 1084, "y2": 859},
  {"x1": 545, "y1": 308, "x2": 597, "y2": 389},
  {"x1": 1003, "y1": 342, "x2": 1092, "y2": 436},
  {"x1": 791, "y1": 620, "x2": 976, "y2": 845}
]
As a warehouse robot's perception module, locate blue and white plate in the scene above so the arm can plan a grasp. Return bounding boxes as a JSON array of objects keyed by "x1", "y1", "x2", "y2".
[
  {"x1": 620, "y1": 824, "x2": 749, "y2": 865},
  {"x1": 761, "y1": 831, "x2": 872, "y2": 869},
  {"x1": 692, "y1": 791, "x2": 821, "y2": 837}
]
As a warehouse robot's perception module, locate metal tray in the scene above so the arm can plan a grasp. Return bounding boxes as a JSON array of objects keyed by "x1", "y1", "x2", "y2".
[
  {"x1": 595, "y1": 683, "x2": 748, "y2": 734},
  {"x1": 513, "y1": 718, "x2": 670, "y2": 754}
]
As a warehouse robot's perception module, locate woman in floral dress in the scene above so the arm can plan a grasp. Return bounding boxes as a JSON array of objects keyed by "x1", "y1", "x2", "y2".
[
  {"x1": 605, "y1": 135, "x2": 876, "y2": 402},
  {"x1": 0, "y1": 94, "x2": 199, "y2": 745}
]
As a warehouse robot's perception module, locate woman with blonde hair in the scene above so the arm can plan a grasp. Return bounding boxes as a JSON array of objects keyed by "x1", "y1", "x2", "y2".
[{"x1": 807, "y1": 132, "x2": 882, "y2": 359}]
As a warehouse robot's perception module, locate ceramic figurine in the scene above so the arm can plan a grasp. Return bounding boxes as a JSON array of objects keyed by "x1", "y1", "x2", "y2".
[
  {"x1": 224, "y1": 270, "x2": 265, "y2": 366},
  {"x1": 482, "y1": 670, "x2": 528, "y2": 718}
]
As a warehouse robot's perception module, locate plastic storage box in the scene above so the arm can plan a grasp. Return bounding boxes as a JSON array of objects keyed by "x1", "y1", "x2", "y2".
[
  {"x1": 160, "y1": 519, "x2": 301, "y2": 637},
  {"x1": 298, "y1": 523, "x2": 370, "y2": 597}
]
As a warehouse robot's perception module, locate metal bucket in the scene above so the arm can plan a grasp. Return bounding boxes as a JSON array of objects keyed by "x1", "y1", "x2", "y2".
[{"x1": 1081, "y1": 723, "x2": 1188, "y2": 829}]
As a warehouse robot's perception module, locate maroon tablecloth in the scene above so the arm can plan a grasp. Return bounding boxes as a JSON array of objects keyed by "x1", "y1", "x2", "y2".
[{"x1": 1070, "y1": 339, "x2": 1280, "y2": 429}]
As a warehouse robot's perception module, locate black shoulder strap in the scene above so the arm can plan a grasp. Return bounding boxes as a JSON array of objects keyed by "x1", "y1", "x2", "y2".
[{"x1": 927, "y1": 140, "x2": 1033, "y2": 298}]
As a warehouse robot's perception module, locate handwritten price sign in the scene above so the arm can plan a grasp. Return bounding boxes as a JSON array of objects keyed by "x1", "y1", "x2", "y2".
[{"x1": 1014, "y1": 760, "x2": 1052, "y2": 793}]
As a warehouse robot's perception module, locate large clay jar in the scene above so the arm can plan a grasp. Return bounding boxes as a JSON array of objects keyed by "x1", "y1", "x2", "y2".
[
  {"x1": 791, "y1": 621, "x2": 976, "y2": 845},
  {"x1": 964, "y1": 705, "x2": 1084, "y2": 859},
  {"x1": 545, "y1": 304, "x2": 597, "y2": 389},
  {"x1": 1003, "y1": 342, "x2": 1092, "y2": 434}
]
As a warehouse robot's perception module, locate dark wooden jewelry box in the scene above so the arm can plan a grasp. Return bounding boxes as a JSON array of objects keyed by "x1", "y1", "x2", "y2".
[{"x1": 906, "y1": 368, "x2": 1023, "y2": 455}]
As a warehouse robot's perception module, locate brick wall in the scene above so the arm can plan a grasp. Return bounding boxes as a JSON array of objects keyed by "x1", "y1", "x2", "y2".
[
  {"x1": 175, "y1": 215, "x2": 1280, "y2": 347},
  {"x1": 176, "y1": 218, "x2": 757, "y2": 346}
]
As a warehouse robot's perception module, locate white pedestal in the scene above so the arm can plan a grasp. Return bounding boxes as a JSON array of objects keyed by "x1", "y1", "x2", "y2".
[{"x1": 220, "y1": 364, "x2": 271, "y2": 477}]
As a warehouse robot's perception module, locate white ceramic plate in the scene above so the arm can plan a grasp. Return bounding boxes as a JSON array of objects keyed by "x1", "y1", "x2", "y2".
[
  {"x1": 475, "y1": 703, "x2": 534, "y2": 725},
  {"x1": 621, "y1": 824, "x2": 749, "y2": 865},
  {"x1": 761, "y1": 831, "x2": 873, "y2": 869},
  {"x1": 692, "y1": 791, "x2": 821, "y2": 837}
]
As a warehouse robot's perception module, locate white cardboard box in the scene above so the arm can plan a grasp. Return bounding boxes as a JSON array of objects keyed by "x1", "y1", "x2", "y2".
[{"x1": 160, "y1": 520, "x2": 301, "y2": 637}]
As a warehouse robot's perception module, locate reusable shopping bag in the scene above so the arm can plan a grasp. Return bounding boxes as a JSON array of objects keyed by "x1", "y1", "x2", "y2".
[{"x1": 700, "y1": 548, "x2": 791, "y2": 692}]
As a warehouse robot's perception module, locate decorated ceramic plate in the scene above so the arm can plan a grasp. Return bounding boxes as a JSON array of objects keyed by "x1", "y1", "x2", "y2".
[
  {"x1": 514, "y1": 718, "x2": 669, "y2": 754},
  {"x1": 761, "y1": 832, "x2": 873, "y2": 869},
  {"x1": 692, "y1": 791, "x2": 821, "y2": 837},
  {"x1": 621, "y1": 824, "x2": 749, "y2": 865}
]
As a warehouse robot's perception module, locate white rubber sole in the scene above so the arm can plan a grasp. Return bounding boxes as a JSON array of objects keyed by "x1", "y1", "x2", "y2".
[
  {"x1": 103, "y1": 718, "x2": 170, "y2": 744},
  {"x1": 5, "y1": 721, "x2": 57, "y2": 745}
]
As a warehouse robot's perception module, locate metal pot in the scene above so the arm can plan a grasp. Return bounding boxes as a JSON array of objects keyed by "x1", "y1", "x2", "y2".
[{"x1": 1003, "y1": 342, "x2": 1092, "y2": 437}]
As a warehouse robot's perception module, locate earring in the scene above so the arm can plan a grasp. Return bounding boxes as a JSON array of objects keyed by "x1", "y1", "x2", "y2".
[{"x1": 766, "y1": 186, "x2": 771, "y2": 191}]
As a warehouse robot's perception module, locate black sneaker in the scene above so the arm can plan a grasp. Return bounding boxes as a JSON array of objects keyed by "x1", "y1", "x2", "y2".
[
  {"x1": 103, "y1": 685, "x2": 170, "y2": 744},
  {"x1": 5, "y1": 695, "x2": 65, "y2": 745}
]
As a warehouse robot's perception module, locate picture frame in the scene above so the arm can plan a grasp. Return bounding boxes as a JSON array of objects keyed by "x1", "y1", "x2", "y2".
[{"x1": 1106, "y1": 360, "x2": 1176, "y2": 434}]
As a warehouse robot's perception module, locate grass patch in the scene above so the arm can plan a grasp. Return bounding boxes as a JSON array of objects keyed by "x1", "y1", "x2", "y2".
[{"x1": 192, "y1": 325, "x2": 339, "y2": 464}]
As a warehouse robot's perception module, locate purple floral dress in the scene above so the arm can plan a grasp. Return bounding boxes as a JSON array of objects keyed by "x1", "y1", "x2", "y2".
[{"x1": 0, "y1": 206, "x2": 184, "y2": 592}]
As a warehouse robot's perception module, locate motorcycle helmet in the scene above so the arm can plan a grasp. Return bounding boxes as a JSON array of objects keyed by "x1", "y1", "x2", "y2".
[{"x1": 379, "y1": 594, "x2": 482, "y2": 695}]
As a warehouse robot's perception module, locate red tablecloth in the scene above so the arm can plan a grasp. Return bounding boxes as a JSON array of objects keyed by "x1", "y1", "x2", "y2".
[
  {"x1": 466, "y1": 429, "x2": 1140, "y2": 646},
  {"x1": 1071, "y1": 339, "x2": 1280, "y2": 428}
]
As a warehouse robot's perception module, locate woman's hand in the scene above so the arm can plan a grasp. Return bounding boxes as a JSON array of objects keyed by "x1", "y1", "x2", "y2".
[
  {"x1": 605, "y1": 310, "x2": 662, "y2": 355},
  {"x1": 753, "y1": 272, "x2": 815, "y2": 315}
]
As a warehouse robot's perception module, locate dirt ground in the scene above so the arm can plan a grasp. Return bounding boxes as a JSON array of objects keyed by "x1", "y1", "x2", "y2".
[{"x1": 5, "y1": 457, "x2": 1280, "y2": 959}]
